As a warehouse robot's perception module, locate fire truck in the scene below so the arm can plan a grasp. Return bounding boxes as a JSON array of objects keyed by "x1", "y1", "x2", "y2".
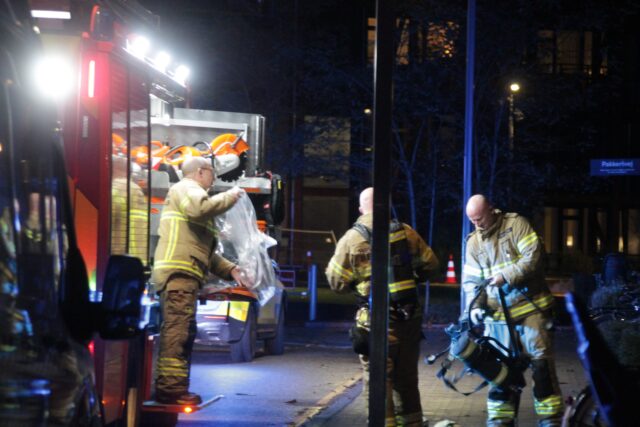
[
  {"x1": 31, "y1": 0, "x2": 285, "y2": 425},
  {"x1": 1, "y1": 1, "x2": 146, "y2": 426}
]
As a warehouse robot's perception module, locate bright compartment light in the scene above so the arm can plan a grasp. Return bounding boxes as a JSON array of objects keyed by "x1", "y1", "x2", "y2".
[
  {"x1": 33, "y1": 55, "x2": 75, "y2": 100},
  {"x1": 154, "y1": 51, "x2": 171, "y2": 72},
  {"x1": 127, "y1": 35, "x2": 150, "y2": 59},
  {"x1": 174, "y1": 65, "x2": 190, "y2": 85}
]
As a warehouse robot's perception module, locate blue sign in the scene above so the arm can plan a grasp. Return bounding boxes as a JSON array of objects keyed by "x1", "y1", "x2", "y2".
[{"x1": 590, "y1": 158, "x2": 640, "y2": 176}]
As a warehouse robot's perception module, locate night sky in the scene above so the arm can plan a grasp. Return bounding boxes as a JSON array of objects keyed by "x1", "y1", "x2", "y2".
[{"x1": 136, "y1": 0, "x2": 640, "y2": 260}]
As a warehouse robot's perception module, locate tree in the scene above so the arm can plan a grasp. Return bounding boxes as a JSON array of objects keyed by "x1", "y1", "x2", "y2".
[{"x1": 145, "y1": 0, "x2": 640, "y2": 253}]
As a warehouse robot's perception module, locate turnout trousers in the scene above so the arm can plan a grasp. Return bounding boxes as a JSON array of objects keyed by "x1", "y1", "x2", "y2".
[
  {"x1": 484, "y1": 311, "x2": 564, "y2": 427},
  {"x1": 155, "y1": 274, "x2": 199, "y2": 399},
  {"x1": 360, "y1": 316, "x2": 423, "y2": 427}
]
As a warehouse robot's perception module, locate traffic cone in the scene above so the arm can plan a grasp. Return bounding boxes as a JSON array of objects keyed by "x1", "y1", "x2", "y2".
[{"x1": 445, "y1": 254, "x2": 457, "y2": 284}]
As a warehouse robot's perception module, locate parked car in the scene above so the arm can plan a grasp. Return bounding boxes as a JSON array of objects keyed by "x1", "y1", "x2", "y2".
[{"x1": 196, "y1": 280, "x2": 286, "y2": 362}]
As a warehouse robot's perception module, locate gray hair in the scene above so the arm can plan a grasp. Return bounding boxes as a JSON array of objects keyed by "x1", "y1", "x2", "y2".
[{"x1": 182, "y1": 156, "x2": 212, "y2": 177}]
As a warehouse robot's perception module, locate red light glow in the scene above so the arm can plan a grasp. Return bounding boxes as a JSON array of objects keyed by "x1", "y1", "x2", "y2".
[{"x1": 88, "y1": 60, "x2": 96, "y2": 98}]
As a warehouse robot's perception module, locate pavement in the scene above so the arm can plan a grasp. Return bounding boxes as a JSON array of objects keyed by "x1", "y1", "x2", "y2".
[{"x1": 291, "y1": 323, "x2": 586, "y2": 427}]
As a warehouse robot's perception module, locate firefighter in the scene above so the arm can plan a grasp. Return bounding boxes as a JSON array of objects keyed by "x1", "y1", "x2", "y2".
[
  {"x1": 110, "y1": 154, "x2": 148, "y2": 259},
  {"x1": 462, "y1": 194, "x2": 563, "y2": 427},
  {"x1": 152, "y1": 156, "x2": 249, "y2": 405},
  {"x1": 326, "y1": 187, "x2": 439, "y2": 427}
]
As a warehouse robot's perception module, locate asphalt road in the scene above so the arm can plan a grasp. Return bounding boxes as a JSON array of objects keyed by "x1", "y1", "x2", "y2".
[
  {"x1": 176, "y1": 322, "x2": 585, "y2": 427},
  {"x1": 176, "y1": 324, "x2": 361, "y2": 426},
  {"x1": 174, "y1": 292, "x2": 579, "y2": 426}
]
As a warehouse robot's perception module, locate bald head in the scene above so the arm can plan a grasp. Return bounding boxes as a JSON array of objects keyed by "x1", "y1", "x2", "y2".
[
  {"x1": 112, "y1": 155, "x2": 128, "y2": 179},
  {"x1": 182, "y1": 156, "x2": 215, "y2": 189},
  {"x1": 466, "y1": 194, "x2": 495, "y2": 230},
  {"x1": 182, "y1": 157, "x2": 211, "y2": 177},
  {"x1": 359, "y1": 187, "x2": 374, "y2": 215}
]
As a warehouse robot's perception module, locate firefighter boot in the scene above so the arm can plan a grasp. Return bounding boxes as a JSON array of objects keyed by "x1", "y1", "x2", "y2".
[
  {"x1": 531, "y1": 359, "x2": 563, "y2": 427},
  {"x1": 487, "y1": 388, "x2": 520, "y2": 427}
]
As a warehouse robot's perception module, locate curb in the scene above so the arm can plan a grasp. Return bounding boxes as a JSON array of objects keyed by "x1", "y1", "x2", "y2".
[{"x1": 290, "y1": 374, "x2": 363, "y2": 427}]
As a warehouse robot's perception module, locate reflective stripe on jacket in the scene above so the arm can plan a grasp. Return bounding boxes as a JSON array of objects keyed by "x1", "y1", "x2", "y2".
[
  {"x1": 111, "y1": 177, "x2": 149, "y2": 261},
  {"x1": 325, "y1": 213, "x2": 439, "y2": 323},
  {"x1": 462, "y1": 210, "x2": 552, "y2": 321},
  {"x1": 388, "y1": 221, "x2": 419, "y2": 306},
  {"x1": 152, "y1": 178, "x2": 236, "y2": 291}
]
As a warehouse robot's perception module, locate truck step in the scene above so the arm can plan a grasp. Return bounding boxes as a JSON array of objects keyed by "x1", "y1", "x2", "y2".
[{"x1": 142, "y1": 394, "x2": 224, "y2": 413}]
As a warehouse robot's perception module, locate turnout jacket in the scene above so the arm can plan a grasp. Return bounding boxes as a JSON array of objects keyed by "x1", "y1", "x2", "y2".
[
  {"x1": 111, "y1": 177, "x2": 148, "y2": 260},
  {"x1": 462, "y1": 210, "x2": 553, "y2": 322},
  {"x1": 152, "y1": 177, "x2": 237, "y2": 292},
  {"x1": 325, "y1": 213, "x2": 439, "y2": 324}
]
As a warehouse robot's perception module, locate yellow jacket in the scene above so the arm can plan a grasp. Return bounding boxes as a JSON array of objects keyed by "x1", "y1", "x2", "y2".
[
  {"x1": 152, "y1": 178, "x2": 236, "y2": 292},
  {"x1": 462, "y1": 210, "x2": 553, "y2": 322},
  {"x1": 325, "y1": 213, "x2": 439, "y2": 323},
  {"x1": 111, "y1": 177, "x2": 148, "y2": 261}
]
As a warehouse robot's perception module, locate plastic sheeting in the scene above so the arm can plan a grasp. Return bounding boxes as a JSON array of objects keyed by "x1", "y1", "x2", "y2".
[{"x1": 206, "y1": 191, "x2": 281, "y2": 305}]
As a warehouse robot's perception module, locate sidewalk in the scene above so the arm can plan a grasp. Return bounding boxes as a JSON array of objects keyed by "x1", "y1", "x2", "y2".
[{"x1": 306, "y1": 326, "x2": 584, "y2": 427}]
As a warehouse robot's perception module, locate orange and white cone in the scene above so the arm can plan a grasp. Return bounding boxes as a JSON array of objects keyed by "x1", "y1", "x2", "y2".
[{"x1": 445, "y1": 254, "x2": 457, "y2": 284}]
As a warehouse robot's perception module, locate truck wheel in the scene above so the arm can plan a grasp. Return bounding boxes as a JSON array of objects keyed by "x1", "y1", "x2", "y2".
[
  {"x1": 230, "y1": 309, "x2": 256, "y2": 362},
  {"x1": 264, "y1": 305, "x2": 285, "y2": 355}
]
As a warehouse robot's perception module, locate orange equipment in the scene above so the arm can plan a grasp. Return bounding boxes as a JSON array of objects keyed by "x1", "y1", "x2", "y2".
[
  {"x1": 210, "y1": 133, "x2": 249, "y2": 157},
  {"x1": 162, "y1": 145, "x2": 203, "y2": 166},
  {"x1": 209, "y1": 133, "x2": 250, "y2": 181}
]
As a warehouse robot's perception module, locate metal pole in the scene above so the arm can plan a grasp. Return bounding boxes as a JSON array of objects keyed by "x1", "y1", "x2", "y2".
[
  {"x1": 288, "y1": 0, "x2": 299, "y2": 266},
  {"x1": 507, "y1": 93, "x2": 514, "y2": 206},
  {"x1": 422, "y1": 281, "x2": 430, "y2": 323},
  {"x1": 308, "y1": 264, "x2": 317, "y2": 322},
  {"x1": 508, "y1": 93, "x2": 515, "y2": 152},
  {"x1": 370, "y1": 0, "x2": 393, "y2": 424},
  {"x1": 461, "y1": 0, "x2": 476, "y2": 314}
]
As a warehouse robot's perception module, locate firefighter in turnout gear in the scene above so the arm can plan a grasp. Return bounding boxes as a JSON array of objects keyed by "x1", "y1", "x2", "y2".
[
  {"x1": 111, "y1": 155, "x2": 148, "y2": 260},
  {"x1": 462, "y1": 195, "x2": 563, "y2": 427},
  {"x1": 326, "y1": 187, "x2": 439, "y2": 427},
  {"x1": 152, "y1": 156, "x2": 249, "y2": 405}
]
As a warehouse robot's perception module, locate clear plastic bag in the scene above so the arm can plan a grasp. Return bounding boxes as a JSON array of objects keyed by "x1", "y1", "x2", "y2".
[{"x1": 211, "y1": 191, "x2": 281, "y2": 305}]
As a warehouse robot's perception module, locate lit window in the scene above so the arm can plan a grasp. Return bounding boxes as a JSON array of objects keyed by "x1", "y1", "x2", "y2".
[
  {"x1": 396, "y1": 18, "x2": 410, "y2": 65},
  {"x1": 366, "y1": 18, "x2": 458, "y2": 65},
  {"x1": 427, "y1": 22, "x2": 458, "y2": 59},
  {"x1": 536, "y1": 30, "x2": 607, "y2": 76}
]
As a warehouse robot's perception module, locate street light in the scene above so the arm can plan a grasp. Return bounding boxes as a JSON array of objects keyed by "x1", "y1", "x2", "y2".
[
  {"x1": 507, "y1": 82, "x2": 520, "y2": 205},
  {"x1": 508, "y1": 82, "x2": 520, "y2": 151}
]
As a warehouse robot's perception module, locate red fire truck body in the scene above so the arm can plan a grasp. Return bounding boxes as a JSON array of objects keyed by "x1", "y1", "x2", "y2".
[
  {"x1": 33, "y1": 1, "x2": 207, "y2": 425},
  {"x1": 33, "y1": 1, "x2": 285, "y2": 425}
]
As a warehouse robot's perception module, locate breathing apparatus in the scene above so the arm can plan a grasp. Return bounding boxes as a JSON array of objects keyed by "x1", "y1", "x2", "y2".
[{"x1": 427, "y1": 280, "x2": 529, "y2": 395}]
